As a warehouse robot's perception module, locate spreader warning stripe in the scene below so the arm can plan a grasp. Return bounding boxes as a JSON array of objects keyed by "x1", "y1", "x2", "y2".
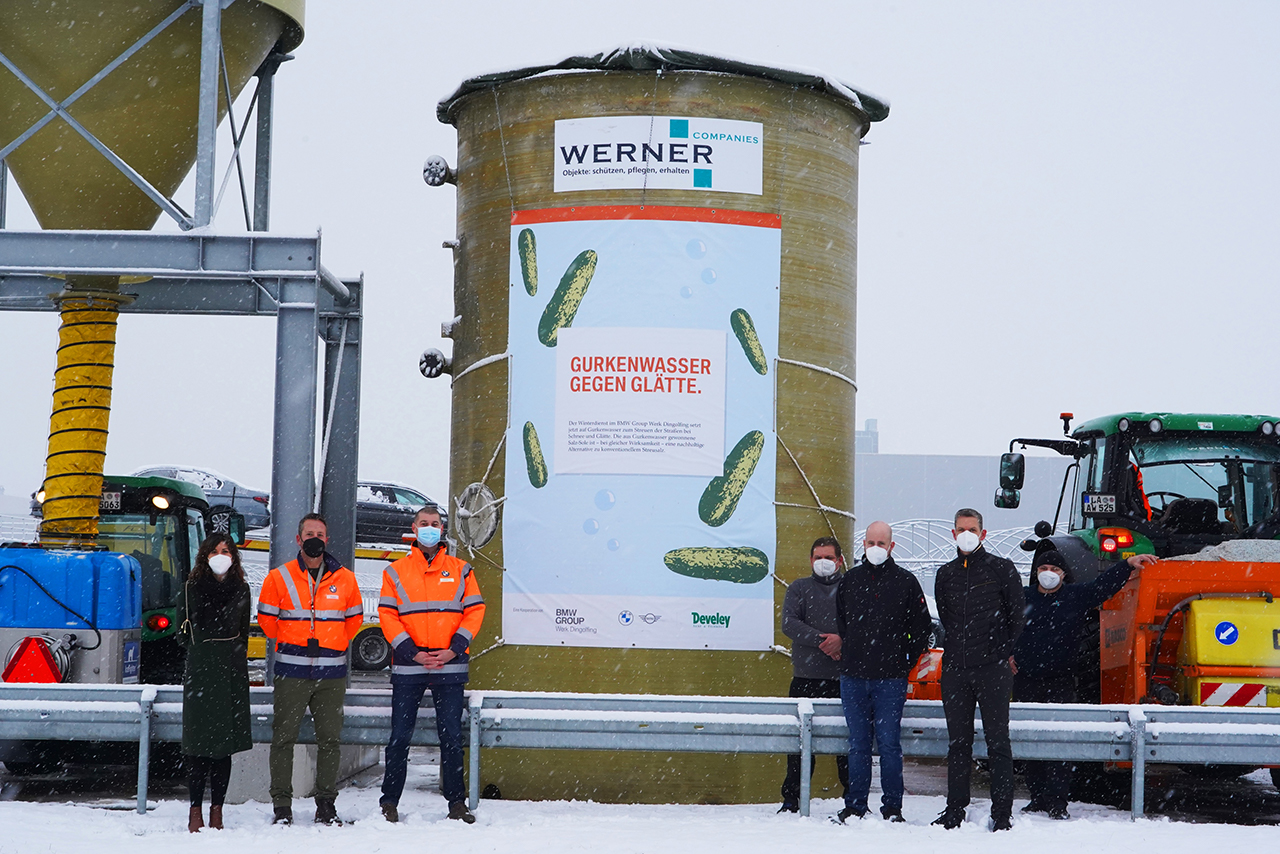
[{"x1": 1201, "y1": 682, "x2": 1267, "y2": 706}]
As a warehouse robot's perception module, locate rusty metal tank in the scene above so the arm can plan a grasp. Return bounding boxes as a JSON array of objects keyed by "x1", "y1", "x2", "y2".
[{"x1": 434, "y1": 46, "x2": 887, "y2": 803}]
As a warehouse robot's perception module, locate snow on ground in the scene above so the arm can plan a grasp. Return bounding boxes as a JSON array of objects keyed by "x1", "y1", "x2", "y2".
[{"x1": 1, "y1": 783, "x2": 1275, "y2": 854}]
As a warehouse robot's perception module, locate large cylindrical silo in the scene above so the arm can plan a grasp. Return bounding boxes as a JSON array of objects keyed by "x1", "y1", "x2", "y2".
[{"x1": 435, "y1": 46, "x2": 886, "y2": 802}]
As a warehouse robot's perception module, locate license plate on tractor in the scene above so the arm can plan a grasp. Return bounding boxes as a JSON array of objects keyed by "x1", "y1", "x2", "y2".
[
  {"x1": 100, "y1": 491, "x2": 121, "y2": 510},
  {"x1": 1082, "y1": 493, "x2": 1116, "y2": 515}
]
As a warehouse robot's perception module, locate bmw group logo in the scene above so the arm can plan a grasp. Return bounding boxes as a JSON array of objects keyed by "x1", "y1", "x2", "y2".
[{"x1": 618, "y1": 610, "x2": 634, "y2": 626}]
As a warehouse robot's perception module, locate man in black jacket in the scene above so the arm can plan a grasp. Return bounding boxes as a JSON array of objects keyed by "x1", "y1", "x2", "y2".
[
  {"x1": 931, "y1": 508, "x2": 1026, "y2": 832},
  {"x1": 1013, "y1": 547, "x2": 1156, "y2": 819},
  {"x1": 834, "y1": 521, "x2": 932, "y2": 823}
]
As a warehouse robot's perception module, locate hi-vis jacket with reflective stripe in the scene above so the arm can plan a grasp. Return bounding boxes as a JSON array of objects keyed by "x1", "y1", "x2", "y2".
[
  {"x1": 257, "y1": 553, "x2": 364, "y2": 679},
  {"x1": 378, "y1": 545, "x2": 484, "y2": 685}
]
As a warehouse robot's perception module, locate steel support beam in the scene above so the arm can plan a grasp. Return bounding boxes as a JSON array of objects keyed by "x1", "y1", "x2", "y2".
[
  {"x1": 253, "y1": 52, "x2": 291, "y2": 232},
  {"x1": 194, "y1": 0, "x2": 222, "y2": 227},
  {"x1": 0, "y1": 159, "x2": 7, "y2": 229},
  {"x1": 318, "y1": 296, "x2": 363, "y2": 572}
]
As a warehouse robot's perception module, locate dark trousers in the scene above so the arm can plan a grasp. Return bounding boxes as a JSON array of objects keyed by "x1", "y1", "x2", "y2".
[
  {"x1": 270, "y1": 676, "x2": 346, "y2": 806},
  {"x1": 781, "y1": 677, "x2": 849, "y2": 804},
  {"x1": 940, "y1": 660, "x2": 1015, "y2": 820},
  {"x1": 1013, "y1": 673, "x2": 1076, "y2": 812},
  {"x1": 186, "y1": 755, "x2": 232, "y2": 808},
  {"x1": 840, "y1": 676, "x2": 908, "y2": 814},
  {"x1": 381, "y1": 681, "x2": 467, "y2": 806}
]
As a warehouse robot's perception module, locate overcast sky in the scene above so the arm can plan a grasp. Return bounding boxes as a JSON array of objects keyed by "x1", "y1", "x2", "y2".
[{"x1": 1, "y1": 0, "x2": 1277, "y2": 512}]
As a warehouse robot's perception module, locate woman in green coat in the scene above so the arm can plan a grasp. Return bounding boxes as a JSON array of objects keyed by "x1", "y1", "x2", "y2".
[{"x1": 176, "y1": 533, "x2": 253, "y2": 832}]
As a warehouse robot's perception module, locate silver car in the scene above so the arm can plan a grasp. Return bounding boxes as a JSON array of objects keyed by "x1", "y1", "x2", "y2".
[{"x1": 130, "y1": 466, "x2": 271, "y2": 531}]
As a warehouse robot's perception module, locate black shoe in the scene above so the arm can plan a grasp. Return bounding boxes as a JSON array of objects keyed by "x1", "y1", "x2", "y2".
[
  {"x1": 882, "y1": 810, "x2": 906, "y2": 823},
  {"x1": 1047, "y1": 808, "x2": 1070, "y2": 821},
  {"x1": 314, "y1": 798, "x2": 340, "y2": 825},
  {"x1": 271, "y1": 806, "x2": 292, "y2": 826},
  {"x1": 1021, "y1": 800, "x2": 1047, "y2": 814},
  {"x1": 380, "y1": 802, "x2": 399, "y2": 823},
  {"x1": 991, "y1": 815, "x2": 1012, "y2": 832},
  {"x1": 777, "y1": 802, "x2": 799, "y2": 814},
  {"x1": 448, "y1": 801, "x2": 476, "y2": 824},
  {"x1": 835, "y1": 806, "x2": 866, "y2": 824},
  {"x1": 932, "y1": 807, "x2": 964, "y2": 829}
]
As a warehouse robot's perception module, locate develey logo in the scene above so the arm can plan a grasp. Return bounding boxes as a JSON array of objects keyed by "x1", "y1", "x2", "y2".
[{"x1": 691, "y1": 611, "x2": 731, "y2": 628}]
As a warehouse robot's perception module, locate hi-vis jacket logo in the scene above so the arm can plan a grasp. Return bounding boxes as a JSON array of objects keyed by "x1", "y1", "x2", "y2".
[{"x1": 554, "y1": 116, "x2": 763, "y2": 195}]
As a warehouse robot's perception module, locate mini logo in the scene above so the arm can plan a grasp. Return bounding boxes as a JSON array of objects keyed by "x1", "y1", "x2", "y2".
[
  {"x1": 639, "y1": 613, "x2": 661, "y2": 625},
  {"x1": 1215, "y1": 621, "x2": 1239, "y2": 645},
  {"x1": 328, "y1": 585, "x2": 337, "y2": 593},
  {"x1": 618, "y1": 610, "x2": 634, "y2": 626}
]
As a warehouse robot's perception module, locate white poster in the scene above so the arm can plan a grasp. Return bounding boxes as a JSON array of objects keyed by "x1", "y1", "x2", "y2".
[
  {"x1": 554, "y1": 327, "x2": 726, "y2": 476},
  {"x1": 554, "y1": 116, "x2": 764, "y2": 195},
  {"x1": 503, "y1": 206, "x2": 780, "y2": 650}
]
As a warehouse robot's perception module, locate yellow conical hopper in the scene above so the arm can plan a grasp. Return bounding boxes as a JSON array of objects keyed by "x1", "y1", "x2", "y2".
[{"x1": 0, "y1": 1, "x2": 304, "y2": 544}]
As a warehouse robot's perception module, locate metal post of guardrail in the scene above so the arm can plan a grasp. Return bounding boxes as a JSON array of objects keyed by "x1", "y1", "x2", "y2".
[
  {"x1": 137, "y1": 686, "x2": 157, "y2": 815},
  {"x1": 1129, "y1": 707, "x2": 1146, "y2": 820},
  {"x1": 468, "y1": 692, "x2": 483, "y2": 810},
  {"x1": 798, "y1": 698, "x2": 813, "y2": 817}
]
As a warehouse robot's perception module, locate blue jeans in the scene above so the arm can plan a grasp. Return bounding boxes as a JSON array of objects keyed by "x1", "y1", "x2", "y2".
[
  {"x1": 381, "y1": 681, "x2": 466, "y2": 806},
  {"x1": 840, "y1": 676, "x2": 908, "y2": 814}
]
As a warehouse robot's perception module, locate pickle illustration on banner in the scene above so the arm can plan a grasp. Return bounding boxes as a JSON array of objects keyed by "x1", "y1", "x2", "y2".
[
  {"x1": 523, "y1": 421, "x2": 548, "y2": 488},
  {"x1": 537, "y1": 249, "x2": 598, "y2": 346},
  {"x1": 518, "y1": 228, "x2": 537, "y2": 296},
  {"x1": 699, "y1": 430, "x2": 765, "y2": 526},
  {"x1": 664, "y1": 546, "x2": 770, "y2": 584},
  {"x1": 730, "y1": 308, "x2": 768, "y2": 375}
]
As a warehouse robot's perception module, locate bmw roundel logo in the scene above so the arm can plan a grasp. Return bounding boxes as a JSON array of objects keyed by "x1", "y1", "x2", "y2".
[{"x1": 618, "y1": 610, "x2": 634, "y2": 626}]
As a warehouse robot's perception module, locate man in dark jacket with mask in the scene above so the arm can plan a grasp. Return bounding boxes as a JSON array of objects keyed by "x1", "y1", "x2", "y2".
[
  {"x1": 833, "y1": 521, "x2": 932, "y2": 823},
  {"x1": 931, "y1": 508, "x2": 1026, "y2": 832},
  {"x1": 1013, "y1": 547, "x2": 1156, "y2": 819},
  {"x1": 777, "y1": 536, "x2": 850, "y2": 812}
]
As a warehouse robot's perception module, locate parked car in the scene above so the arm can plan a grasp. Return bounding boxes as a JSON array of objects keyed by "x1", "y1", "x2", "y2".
[
  {"x1": 357, "y1": 481, "x2": 447, "y2": 545},
  {"x1": 129, "y1": 466, "x2": 271, "y2": 530}
]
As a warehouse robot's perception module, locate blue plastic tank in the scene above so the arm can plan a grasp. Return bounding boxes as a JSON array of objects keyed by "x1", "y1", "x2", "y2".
[{"x1": 0, "y1": 548, "x2": 142, "y2": 632}]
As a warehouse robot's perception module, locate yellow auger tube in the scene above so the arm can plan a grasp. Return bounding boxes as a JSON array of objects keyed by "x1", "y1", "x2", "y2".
[{"x1": 40, "y1": 287, "x2": 123, "y2": 545}]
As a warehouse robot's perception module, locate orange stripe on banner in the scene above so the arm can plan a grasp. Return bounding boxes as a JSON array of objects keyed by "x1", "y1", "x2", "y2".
[
  {"x1": 1223, "y1": 684, "x2": 1266, "y2": 707},
  {"x1": 511, "y1": 206, "x2": 782, "y2": 229}
]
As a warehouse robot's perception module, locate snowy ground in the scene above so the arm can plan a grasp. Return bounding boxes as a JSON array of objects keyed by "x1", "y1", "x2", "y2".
[{"x1": 2, "y1": 759, "x2": 1277, "y2": 854}]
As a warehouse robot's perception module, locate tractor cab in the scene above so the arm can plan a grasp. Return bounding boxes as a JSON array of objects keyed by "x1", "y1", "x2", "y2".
[{"x1": 997, "y1": 413, "x2": 1280, "y2": 581}]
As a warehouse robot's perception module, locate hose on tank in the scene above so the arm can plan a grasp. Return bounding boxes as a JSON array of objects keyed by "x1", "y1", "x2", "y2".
[{"x1": 0, "y1": 564, "x2": 102, "y2": 651}]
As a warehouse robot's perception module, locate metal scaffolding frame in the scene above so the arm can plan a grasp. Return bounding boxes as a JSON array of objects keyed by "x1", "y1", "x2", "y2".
[{"x1": 0, "y1": 1, "x2": 363, "y2": 577}]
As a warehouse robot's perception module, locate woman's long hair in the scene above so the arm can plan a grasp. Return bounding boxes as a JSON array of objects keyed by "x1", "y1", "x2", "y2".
[{"x1": 189, "y1": 533, "x2": 246, "y2": 586}]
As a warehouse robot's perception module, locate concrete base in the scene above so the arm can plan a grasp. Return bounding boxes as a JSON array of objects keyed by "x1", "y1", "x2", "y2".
[{"x1": 224, "y1": 744, "x2": 381, "y2": 804}]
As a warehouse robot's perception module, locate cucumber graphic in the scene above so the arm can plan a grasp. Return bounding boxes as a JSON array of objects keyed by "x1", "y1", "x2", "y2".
[
  {"x1": 518, "y1": 228, "x2": 537, "y2": 296},
  {"x1": 523, "y1": 421, "x2": 548, "y2": 488},
  {"x1": 664, "y1": 546, "x2": 769, "y2": 585},
  {"x1": 730, "y1": 308, "x2": 768, "y2": 375},
  {"x1": 698, "y1": 430, "x2": 764, "y2": 527},
  {"x1": 537, "y1": 250, "x2": 598, "y2": 346}
]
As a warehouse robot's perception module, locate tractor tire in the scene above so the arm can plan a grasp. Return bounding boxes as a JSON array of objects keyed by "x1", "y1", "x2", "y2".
[
  {"x1": 1271, "y1": 767, "x2": 1280, "y2": 791},
  {"x1": 352, "y1": 627, "x2": 391, "y2": 671}
]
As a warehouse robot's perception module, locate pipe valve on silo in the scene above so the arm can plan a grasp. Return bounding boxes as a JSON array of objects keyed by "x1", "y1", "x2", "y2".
[
  {"x1": 423, "y1": 155, "x2": 457, "y2": 186},
  {"x1": 420, "y1": 348, "x2": 451, "y2": 379}
]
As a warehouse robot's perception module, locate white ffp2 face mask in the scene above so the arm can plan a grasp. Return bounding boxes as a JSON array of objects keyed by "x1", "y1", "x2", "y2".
[
  {"x1": 864, "y1": 546, "x2": 889, "y2": 566},
  {"x1": 812, "y1": 558, "x2": 839, "y2": 578},
  {"x1": 208, "y1": 554, "x2": 233, "y2": 576},
  {"x1": 954, "y1": 530, "x2": 981, "y2": 553},
  {"x1": 1038, "y1": 570, "x2": 1063, "y2": 590}
]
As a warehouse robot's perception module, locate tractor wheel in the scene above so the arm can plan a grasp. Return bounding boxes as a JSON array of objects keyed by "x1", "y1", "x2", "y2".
[{"x1": 352, "y1": 627, "x2": 391, "y2": 671}]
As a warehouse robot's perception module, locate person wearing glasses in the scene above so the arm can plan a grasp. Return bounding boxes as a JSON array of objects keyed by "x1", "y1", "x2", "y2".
[{"x1": 176, "y1": 533, "x2": 253, "y2": 833}]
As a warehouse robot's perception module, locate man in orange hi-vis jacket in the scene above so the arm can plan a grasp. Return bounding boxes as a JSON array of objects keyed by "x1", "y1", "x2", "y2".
[
  {"x1": 377, "y1": 505, "x2": 484, "y2": 824},
  {"x1": 257, "y1": 512, "x2": 363, "y2": 826}
]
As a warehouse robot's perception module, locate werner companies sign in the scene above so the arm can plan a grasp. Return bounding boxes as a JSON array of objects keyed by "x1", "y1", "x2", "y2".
[{"x1": 553, "y1": 116, "x2": 764, "y2": 195}]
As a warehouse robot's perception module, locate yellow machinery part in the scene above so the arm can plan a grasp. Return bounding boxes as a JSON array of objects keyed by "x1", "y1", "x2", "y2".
[
  {"x1": 1180, "y1": 598, "x2": 1280, "y2": 669},
  {"x1": 40, "y1": 285, "x2": 125, "y2": 545}
]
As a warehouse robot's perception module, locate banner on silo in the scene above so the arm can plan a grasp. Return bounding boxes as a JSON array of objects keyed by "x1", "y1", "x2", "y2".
[{"x1": 501, "y1": 206, "x2": 780, "y2": 650}]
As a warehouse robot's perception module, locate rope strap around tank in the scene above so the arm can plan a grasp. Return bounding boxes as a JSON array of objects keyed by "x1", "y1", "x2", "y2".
[
  {"x1": 469, "y1": 635, "x2": 506, "y2": 660},
  {"x1": 775, "y1": 357, "x2": 857, "y2": 390},
  {"x1": 775, "y1": 436, "x2": 856, "y2": 541},
  {"x1": 770, "y1": 644, "x2": 792, "y2": 658},
  {"x1": 450, "y1": 351, "x2": 510, "y2": 386}
]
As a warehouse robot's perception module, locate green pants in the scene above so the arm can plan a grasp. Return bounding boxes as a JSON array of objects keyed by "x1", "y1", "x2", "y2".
[{"x1": 270, "y1": 675, "x2": 347, "y2": 806}]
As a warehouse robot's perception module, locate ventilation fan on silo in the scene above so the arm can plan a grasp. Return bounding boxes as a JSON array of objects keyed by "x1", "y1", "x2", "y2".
[{"x1": 454, "y1": 483, "x2": 500, "y2": 549}]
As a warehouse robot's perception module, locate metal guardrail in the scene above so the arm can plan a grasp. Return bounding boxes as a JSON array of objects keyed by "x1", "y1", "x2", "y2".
[{"x1": 2, "y1": 685, "x2": 1279, "y2": 820}]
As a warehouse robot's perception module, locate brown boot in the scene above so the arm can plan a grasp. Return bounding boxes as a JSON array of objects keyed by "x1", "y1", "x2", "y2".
[
  {"x1": 208, "y1": 804, "x2": 223, "y2": 830},
  {"x1": 188, "y1": 805, "x2": 204, "y2": 833}
]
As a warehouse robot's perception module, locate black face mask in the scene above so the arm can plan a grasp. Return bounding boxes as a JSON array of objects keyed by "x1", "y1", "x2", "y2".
[{"x1": 301, "y1": 537, "x2": 326, "y2": 558}]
